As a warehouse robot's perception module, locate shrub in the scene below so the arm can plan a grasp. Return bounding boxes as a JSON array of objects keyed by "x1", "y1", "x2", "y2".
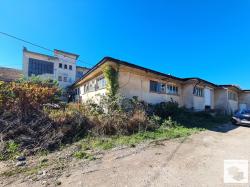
[
  {"x1": 0, "y1": 77, "x2": 61, "y2": 121},
  {"x1": 86, "y1": 95, "x2": 160, "y2": 135},
  {"x1": 73, "y1": 151, "x2": 94, "y2": 160},
  {"x1": 153, "y1": 101, "x2": 183, "y2": 119},
  {"x1": 161, "y1": 117, "x2": 179, "y2": 128},
  {"x1": 0, "y1": 140, "x2": 20, "y2": 160}
]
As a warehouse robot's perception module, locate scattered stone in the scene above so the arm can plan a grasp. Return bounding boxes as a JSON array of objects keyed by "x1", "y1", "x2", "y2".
[
  {"x1": 37, "y1": 170, "x2": 47, "y2": 176},
  {"x1": 16, "y1": 155, "x2": 26, "y2": 161},
  {"x1": 65, "y1": 173, "x2": 71, "y2": 177},
  {"x1": 40, "y1": 158, "x2": 48, "y2": 163},
  {"x1": 42, "y1": 180, "x2": 47, "y2": 185},
  {"x1": 130, "y1": 144, "x2": 136, "y2": 148},
  {"x1": 56, "y1": 181, "x2": 62, "y2": 185},
  {"x1": 16, "y1": 161, "x2": 26, "y2": 167}
]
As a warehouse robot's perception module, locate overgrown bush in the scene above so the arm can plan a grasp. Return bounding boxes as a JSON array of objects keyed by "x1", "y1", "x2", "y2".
[
  {"x1": 0, "y1": 76, "x2": 229, "y2": 158},
  {"x1": 0, "y1": 77, "x2": 61, "y2": 121},
  {"x1": 153, "y1": 101, "x2": 184, "y2": 119},
  {"x1": 0, "y1": 140, "x2": 20, "y2": 161}
]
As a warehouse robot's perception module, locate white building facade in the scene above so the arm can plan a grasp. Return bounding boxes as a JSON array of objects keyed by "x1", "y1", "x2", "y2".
[{"x1": 23, "y1": 47, "x2": 84, "y2": 88}]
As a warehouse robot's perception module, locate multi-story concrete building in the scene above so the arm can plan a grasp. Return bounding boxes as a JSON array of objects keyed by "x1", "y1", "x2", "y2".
[{"x1": 23, "y1": 47, "x2": 88, "y2": 88}]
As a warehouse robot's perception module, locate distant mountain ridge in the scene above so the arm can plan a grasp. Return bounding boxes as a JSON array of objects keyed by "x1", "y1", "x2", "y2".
[{"x1": 0, "y1": 67, "x2": 22, "y2": 82}]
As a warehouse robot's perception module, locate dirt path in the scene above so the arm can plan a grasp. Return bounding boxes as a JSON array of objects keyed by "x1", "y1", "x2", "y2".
[{"x1": 2, "y1": 124, "x2": 250, "y2": 187}]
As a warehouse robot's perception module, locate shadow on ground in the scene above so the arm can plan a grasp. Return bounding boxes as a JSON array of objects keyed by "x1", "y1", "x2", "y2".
[{"x1": 211, "y1": 123, "x2": 239, "y2": 133}]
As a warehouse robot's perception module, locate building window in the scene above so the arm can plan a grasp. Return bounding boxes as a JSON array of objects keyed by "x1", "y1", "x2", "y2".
[
  {"x1": 194, "y1": 87, "x2": 204, "y2": 97},
  {"x1": 150, "y1": 80, "x2": 165, "y2": 93},
  {"x1": 63, "y1": 77, "x2": 67, "y2": 82},
  {"x1": 84, "y1": 84, "x2": 89, "y2": 93},
  {"x1": 89, "y1": 80, "x2": 96, "y2": 92},
  {"x1": 28, "y1": 58, "x2": 54, "y2": 76},
  {"x1": 69, "y1": 65, "x2": 72, "y2": 70},
  {"x1": 64, "y1": 64, "x2": 67, "y2": 69},
  {"x1": 58, "y1": 76, "x2": 62, "y2": 81},
  {"x1": 167, "y1": 84, "x2": 179, "y2": 95},
  {"x1": 228, "y1": 91, "x2": 237, "y2": 101},
  {"x1": 96, "y1": 77, "x2": 106, "y2": 90},
  {"x1": 59, "y1": 63, "x2": 62, "y2": 68}
]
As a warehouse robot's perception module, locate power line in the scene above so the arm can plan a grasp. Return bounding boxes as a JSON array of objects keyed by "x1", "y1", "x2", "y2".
[{"x1": 0, "y1": 31, "x2": 95, "y2": 67}]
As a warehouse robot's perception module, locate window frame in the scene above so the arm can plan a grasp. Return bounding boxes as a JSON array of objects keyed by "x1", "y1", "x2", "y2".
[
  {"x1": 63, "y1": 76, "x2": 67, "y2": 82},
  {"x1": 149, "y1": 80, "x2": 166, "y2": 94},
  {"x1": 64, "y1": 64, "x2": 68, "y2": 69},
  {"x1": 167, "y1": 84, "x2": 179, "y2": 95},
  {"x1": 194, "y1": 87, "x2": 204, "y2": 97},
  {"x1": 96, "y1": 76, "x2": 106, "y2": 90},
  {"x1": 58, "y1": 76, "x2": 62, "y2": 82},
  {"x1": 69, "y1": 65, "x2": 72, "y2": 70},
  {"x1": 59, "y1": 63, "x2": 62, "y2": 68},
  {"x1": 228, "y1": 91, "x2": 237, "y2": 101}
]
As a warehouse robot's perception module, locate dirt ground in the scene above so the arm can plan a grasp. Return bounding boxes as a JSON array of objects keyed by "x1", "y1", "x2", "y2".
[{"x1": 1, "y1": 123, "x2": 250, "y2": 187}]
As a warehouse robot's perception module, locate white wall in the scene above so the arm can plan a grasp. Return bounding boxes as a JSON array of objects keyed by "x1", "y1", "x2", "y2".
[
  {"x1": 239, "y1": 92, "x2": 250, "y2": 109},
  {"x1": 23, "y1": 50, "x2": 76, "y2": 88},
  {"x1": 118, "y1": 71, "x2": 183, "y2": 105}
]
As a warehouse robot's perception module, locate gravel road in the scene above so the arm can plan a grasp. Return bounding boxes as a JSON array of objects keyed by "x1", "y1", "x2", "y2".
[
  {"x1": 3, "y1": 123, "x2": 250, "y2": 187},
  {"x1": 60, "y1": 123, "x2": 250, "y2": 187}
]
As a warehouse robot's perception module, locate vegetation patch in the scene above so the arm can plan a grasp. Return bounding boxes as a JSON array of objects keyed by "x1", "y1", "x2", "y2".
[
  {"x1": 0, "y1": 161, "x2": 49, "y2": 177},
  {"x1": 0, "y1": 76, "x2": 230, "y2": 160},
  {"x1": 78, "y1": 125, "x2": 201, "y2": 151},
  {"x1": 103, "y1": 64, "x2": 119, "y2": 97},
  {"x1": 73, "y1": 151, "x2": 95, "y2": 160},
  {"x1": 0, "y1": 141, "x2": 20, "y2": 161}
]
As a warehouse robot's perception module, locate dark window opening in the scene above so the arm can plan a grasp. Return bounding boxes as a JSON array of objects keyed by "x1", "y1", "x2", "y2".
[
  {"x1": 28, "y1": 58, "x2": 54, "y2": 76},
  {"x1": 58, "y1": 76, "x2": 62, "y2": 81}
]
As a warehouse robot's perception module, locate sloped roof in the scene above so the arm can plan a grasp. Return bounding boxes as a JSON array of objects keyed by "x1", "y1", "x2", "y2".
[
  {"x1": 219, "y1": 85, "x2": 242, "y2": 91},
  {"x1": 72, "y1": 56, "x2": 250, "y2": 92},
  {"x1": 182, "y1": 78, "x2": 218, "y2": 88},
  {"x1": 54, "y1": 49, "x2": 79, "y2": 59},
  {"x1": 73, "y1": 56, "x2": 183, "y2": 86}
]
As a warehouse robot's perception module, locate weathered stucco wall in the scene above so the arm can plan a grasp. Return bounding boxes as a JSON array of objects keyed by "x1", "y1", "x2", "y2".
[
  {"x1": 228, "y1": 89, "x2": 239, "y2": 113},
  {"x1": 80, "y1": 88, "x2": 106, "y2": 103},
  {"x1": 23, "y1": 50, "x2": 76, "y2": 88},
  {"x1": 182, "y1": 84, "x2": 215, "y2": 111},
  {"x1": 214, "y1": 88, "x2": 240, "y2": 114},
  {"x1": 228, "y1": 100, "x2": 239, "y2": 113},
  {"x1": 193, "y1": 96, "x2": 205, "y2": 111},
  {"x1": 214, "y1": 89, "x2": 227, "y2": 112},
  {"x1": 239, "y1": 92, "x2": 250, "y2": 109},
  {"x1": 118, "y1": 71, "x2": 183, "y2": 105},
  {"x1": 182, "y1": 84, "x2": 194, "y2": 109}
]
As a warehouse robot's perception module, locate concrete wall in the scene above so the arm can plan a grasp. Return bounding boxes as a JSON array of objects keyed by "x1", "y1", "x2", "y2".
[
  {"x1": 23, "y1": 50, "x2": 76, "y2": 88},
  {"x1": 182, "y1": 84, "x2": 215, "y2": 111},
  {"x1": 79, "y1": 89, "x2": 106, "y2": 103},
  {"x1": 214, "y1": 88, "x2": 240, "y2": 114},
  {"x1": 214, "y1": 89, "x2": 227, "y2": 112},
  {"x1": 228, "y1": 100, "x2": 239, "y2": 113},
  {"x1": 239, "y1": 92, "x2": 250, "y2": 109},
  {"x1": 182, "y1": 84, "x2": 194, "y2": 109},
  {"x1": 118, "y1": 71, "x2": 183, "y2": 105}
]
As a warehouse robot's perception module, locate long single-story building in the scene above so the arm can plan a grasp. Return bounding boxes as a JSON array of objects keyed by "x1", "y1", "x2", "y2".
[{"x1": 72, "y1": 57, "x2": 250, "y2": 114}]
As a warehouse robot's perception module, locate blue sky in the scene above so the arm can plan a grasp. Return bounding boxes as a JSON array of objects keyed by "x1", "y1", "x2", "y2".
[{"x1": 0, "y1": 0, "x2": 249, "y2": 89}]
